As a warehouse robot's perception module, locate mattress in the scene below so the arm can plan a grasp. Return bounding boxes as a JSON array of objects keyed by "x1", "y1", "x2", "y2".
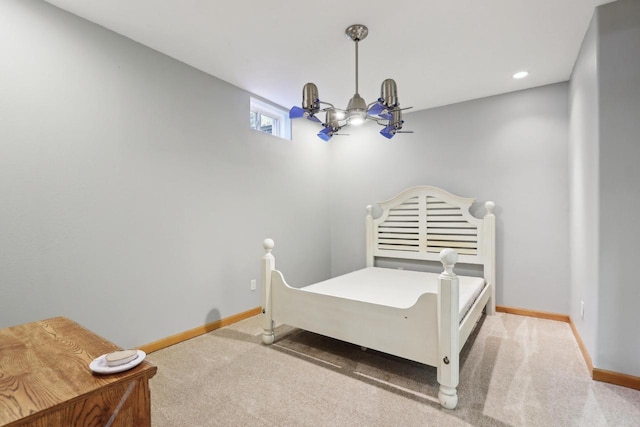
[{"x1": 301, "y1": 267, "x2": 485, "y2": 322}]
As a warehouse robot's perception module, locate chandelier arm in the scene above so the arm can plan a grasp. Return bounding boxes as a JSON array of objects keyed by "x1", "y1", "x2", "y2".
[{"x1": 317, "y1": 101, "x2": 336, "y2": 109}]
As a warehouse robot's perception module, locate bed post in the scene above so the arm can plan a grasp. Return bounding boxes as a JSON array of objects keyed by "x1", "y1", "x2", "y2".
[
  {"x1": 437, "y1": 248, "x2": 460, "y2": 409},
  {"x1": 262, "y1": 238, "x2": 275, "y2": 345},
  {"x1": 483, "y1": 201, "x2": 496, "y2": 315},
  {"x1": 365, "y1": 205, "x2": 374, "y2": 267}
]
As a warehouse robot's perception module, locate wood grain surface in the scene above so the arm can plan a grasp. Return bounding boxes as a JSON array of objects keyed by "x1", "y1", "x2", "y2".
[{"x1": 0, "y1": 317, "x2": 157, "y2": 426}]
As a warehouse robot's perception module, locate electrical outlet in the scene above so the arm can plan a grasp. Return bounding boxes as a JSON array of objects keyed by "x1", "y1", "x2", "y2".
[
  {"x1": 581, "y1": 301, "x2": 584, "y2": 319},
  {"x1": 250, "y1": 279, "x2": 256, "y2": 291}
]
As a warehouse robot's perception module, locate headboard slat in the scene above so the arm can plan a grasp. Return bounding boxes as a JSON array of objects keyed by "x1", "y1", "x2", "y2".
[
  {"x1": 382, "y1": 221, "x2": 420, "y2": 228},
  {"x1": 427, "y1": 222, "x2": 477, "y2": 229},
  {"x1": 427, "y1": 234, "x2": 477, "y2": 241},
  {"x1": 427, "y1": 228, "x2": 477, "y2": 235},
  {"x1": 379, "y1": 238, "x2": 420, "y2": 245},
  {"x1": 426, "y1": 247, "x2": 478, "y2": 255},
  {"x1": 379, "y1": 227, "x2": 419, "y2": 234},
  {"x1": 427, "y1": 241, "x2": 478, "y2": 248},
  {"x1": 428, "y1": 209, "x2": 464, "y2": 216},
  {"x1": 378, "y1": 245, "x2": 421, "y2": 252}
]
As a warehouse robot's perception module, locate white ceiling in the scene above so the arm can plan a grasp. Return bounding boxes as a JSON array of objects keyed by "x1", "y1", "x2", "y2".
[{"x1": 42, "y1": 0, "x2": 610, "y2": 113}]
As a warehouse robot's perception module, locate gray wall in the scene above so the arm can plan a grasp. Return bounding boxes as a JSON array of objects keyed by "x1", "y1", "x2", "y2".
[
  {"x1": 326, "y1": 83, "x2": 570, "y2": 314},
  {"x1": 569, "y1": 11, "x2": 600, "y2": 367},
  {"x1": 570, "y1": 0, "x2": 640, "y2": 377},
  {"x1": 0, "y1": 0, "x2": 331, "y2": 348},
  {"x1": 596, "y1": 0, "x2": 640, "y2": 376}
]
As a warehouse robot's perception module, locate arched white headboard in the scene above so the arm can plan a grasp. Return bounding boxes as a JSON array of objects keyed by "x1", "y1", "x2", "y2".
[{"x1": 365, "y1": 186, "x2": 495, "y2": 302}]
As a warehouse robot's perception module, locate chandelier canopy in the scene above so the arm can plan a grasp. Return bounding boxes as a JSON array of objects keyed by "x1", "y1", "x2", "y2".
[{"x1": 289, "y1": 24, "x2": 412, "y2": 141}]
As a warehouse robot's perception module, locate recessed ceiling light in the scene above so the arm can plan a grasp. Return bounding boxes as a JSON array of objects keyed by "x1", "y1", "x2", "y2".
[{"x1": 513, "y1": 71, "x2": 529, "y2": 79}]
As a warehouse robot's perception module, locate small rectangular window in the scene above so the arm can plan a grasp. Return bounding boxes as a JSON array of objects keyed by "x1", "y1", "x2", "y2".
[{"x1": 250, "y1": 97, "x2": 291, "y2": 140}]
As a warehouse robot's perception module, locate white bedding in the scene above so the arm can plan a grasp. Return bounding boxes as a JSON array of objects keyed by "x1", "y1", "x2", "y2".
[{"x1": 301, "y1": 267, "x2": 485, "y2": 322}]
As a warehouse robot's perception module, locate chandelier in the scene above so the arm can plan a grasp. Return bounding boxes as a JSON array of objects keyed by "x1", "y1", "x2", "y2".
[{"x1": 289, "y1": 24, "x2": 412, "y2": 141}]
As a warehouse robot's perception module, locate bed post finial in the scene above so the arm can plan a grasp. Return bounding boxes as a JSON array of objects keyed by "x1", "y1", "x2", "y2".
[
  {"x1": 484, "y1": 201, "x2": 495, "y2": 215},
  {"x1": 440, "y1": 248, "x2": 458, "y2": 277},
  {"x1": 263, "y1": 238, "x2": 275, "y2": 253}
]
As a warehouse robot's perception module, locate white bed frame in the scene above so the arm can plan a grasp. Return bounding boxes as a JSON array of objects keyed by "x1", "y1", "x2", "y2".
[{"x1": 261, "y1": 185, "x2": 495, "y2": 409}]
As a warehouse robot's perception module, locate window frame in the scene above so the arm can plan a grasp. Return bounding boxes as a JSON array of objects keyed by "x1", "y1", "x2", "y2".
[{"x1": 250, "y1": 97, "x2": 291, "y2": 140}]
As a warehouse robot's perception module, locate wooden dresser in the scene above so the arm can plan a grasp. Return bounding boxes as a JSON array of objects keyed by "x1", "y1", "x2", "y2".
[{"x1": 0, "y1": 317, "x2": 157, "y2": 427}]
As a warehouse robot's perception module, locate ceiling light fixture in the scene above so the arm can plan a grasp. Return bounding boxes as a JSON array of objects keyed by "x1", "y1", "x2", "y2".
[
  {"x1": 289, "y1": 24, "x2": 412, "y2": 141},
  {"x1": 513, "y1": 71, "x2": 529, "y2": 79}
]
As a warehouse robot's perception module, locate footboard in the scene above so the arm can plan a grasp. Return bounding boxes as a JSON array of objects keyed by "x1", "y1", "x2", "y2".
[
  {"x1": 261, "y1": 239, "x2": 464, "y2": 409},
  {"x1": 269, "y1": 268, "x2": 439, "y2": 366}
]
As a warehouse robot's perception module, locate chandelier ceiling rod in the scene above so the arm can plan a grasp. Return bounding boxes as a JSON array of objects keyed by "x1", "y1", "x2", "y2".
[
  {"x1": 354, "y1": 38, "x2": 359, "y2": 95},
  {"x1": 346, "y1": 24, "x2": 367, "y2": 95}
]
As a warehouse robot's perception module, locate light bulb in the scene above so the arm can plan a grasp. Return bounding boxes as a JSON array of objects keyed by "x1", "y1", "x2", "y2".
[{"x1": 349, "y1": 116, "x2": 365, "y2": 126}]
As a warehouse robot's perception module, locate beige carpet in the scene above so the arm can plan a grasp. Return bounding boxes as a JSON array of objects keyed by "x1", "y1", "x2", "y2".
[{"x1": 147, "y1": 313, "x2": 640, "y2": 426}]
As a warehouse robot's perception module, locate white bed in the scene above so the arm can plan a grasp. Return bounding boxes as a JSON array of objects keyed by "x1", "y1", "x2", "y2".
[{"x1": 261, "y1": 185, "x2": 496, "y2": 409}]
